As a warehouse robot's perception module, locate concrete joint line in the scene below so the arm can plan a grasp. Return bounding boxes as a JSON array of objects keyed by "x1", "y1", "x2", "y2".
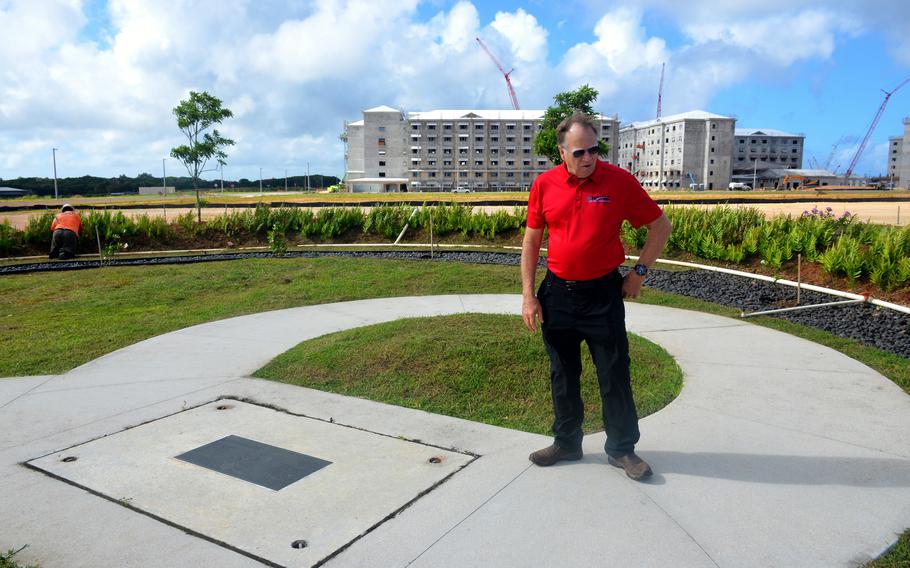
[
  {"x1": 673, "y1": 358, "x2": 881, "y2": 375},
  {"x1": 405, "y1": 463, "x2": 534, "y2": 567},
  {"x1": 14, "y1": 375, "x2": 248, "y2": 397},
  {"x1": 0, "y1": 375, "x2": 63, "y2": 410},
  {"x1": 1, "y1": 378, "x2": 244, "y2": 454},
  {"x1": 631, "y1": 482, "x2": 722, "y2": 568}
]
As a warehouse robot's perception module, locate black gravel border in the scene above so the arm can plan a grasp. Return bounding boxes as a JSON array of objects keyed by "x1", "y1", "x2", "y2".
[{"x1": 3, "y1": 250, "x2": 908, "y2": 359}]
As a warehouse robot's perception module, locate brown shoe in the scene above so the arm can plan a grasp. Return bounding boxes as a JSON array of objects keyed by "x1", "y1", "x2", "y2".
[
  {"x1": 608, "y1": 453, "x2": 653, "y2": 480},
  {"x1": 529, "y1": 444, "x2": 583, "y2": 466}
]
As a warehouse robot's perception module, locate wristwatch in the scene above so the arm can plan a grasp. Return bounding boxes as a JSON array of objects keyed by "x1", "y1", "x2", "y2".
[{"x1": 632, "y1": 263, "x2": 649, "y2": 277}]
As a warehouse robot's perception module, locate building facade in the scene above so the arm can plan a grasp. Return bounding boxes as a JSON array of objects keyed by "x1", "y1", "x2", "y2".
[
  {"x1": 343, "y1": 106, "x2": 619, "y2": 192},
  {"x1": 892, "y1": 118, "x2": 910, "y2": 188},
  {"x1": 618, "y1": 111, "x2": 736, "y2": 190},
  {"x1": 889, "y1": 135, "x2": 903, "y2": 181},
  {"x1": 733, "y1": 128, "x2": 804, "y2": 172}
]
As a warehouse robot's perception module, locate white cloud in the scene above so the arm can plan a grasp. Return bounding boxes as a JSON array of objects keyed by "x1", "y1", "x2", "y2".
[
  {"x1": 681, "y1": 8, "x2": 859, "y2": 66},
  {"x1": 558, "y1": 7, "x2": 668, "y2": 114},
  {"x1": 0, "y1": 0, "x2": 907, "y2": 182},
  {"x1": 490, "y1": 8, "x2": 548, "y2": 63}
]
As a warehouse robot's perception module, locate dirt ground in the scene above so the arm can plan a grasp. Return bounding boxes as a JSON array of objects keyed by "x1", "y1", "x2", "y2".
[
  {"x1": 674, "y1": 201, "x2": 909, "y2": 226},
  {"x1": 3, "y1": 201, "x2": 909, "y2": 230}
]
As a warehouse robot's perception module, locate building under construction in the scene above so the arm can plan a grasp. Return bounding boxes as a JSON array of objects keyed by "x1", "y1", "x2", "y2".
[
  {"x1": 888, "y1": 117, "x2": 910, "y2": 186},
  {"x1": 618, "y1": 111, "x2": 736, "y2": 190},
  {"x1": 343, "y1": 105, "x2": 618, "y2": 192}
]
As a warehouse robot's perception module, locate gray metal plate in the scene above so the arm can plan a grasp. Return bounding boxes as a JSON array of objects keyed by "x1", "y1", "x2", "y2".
[{"x1": 176, "y1": 434, "x2": 332, "y2": 491}]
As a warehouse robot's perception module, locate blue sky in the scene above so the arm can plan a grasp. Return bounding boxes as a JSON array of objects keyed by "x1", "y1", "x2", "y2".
[{"x1": 1, "y1": 0, "x2": 909, "y2": 182}]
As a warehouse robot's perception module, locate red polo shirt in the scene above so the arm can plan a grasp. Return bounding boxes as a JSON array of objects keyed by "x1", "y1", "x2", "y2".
[{"x1": 526, "y1": 160, "x2": 662, "y2": 281}]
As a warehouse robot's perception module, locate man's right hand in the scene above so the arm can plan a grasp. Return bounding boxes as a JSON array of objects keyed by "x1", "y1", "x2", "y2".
[{"x1": 522, "y1": 296, "x2": 543, "y2": 332}]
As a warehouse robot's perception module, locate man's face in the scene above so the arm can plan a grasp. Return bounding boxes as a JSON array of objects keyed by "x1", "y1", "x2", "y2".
[{"x1": 558, "y1": 123, "x2": 600, "y2": 179}]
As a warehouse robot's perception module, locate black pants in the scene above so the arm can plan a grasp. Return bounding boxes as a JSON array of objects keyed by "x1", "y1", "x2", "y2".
[
  {"x1": 49, "y1": 229, "x2": 77, "y2": 259},
  {"x1": 537, "y1": 269, "x2": 640, "y2": 458}
]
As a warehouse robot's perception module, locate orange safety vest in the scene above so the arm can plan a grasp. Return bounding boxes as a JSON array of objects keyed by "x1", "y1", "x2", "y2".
[{"x1": 51, "y1": 211, "x2": 82, "y2": 237}]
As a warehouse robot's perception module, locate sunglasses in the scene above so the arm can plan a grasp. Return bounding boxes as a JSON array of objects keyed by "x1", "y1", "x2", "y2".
[{"x1": 567, "y1": 145, "x2": 600, "y2": 159}]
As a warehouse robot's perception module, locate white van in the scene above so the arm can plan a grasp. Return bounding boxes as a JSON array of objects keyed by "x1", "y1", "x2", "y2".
[{"x1": 728, "y1": 182, "x2": 752, "y2": 191}]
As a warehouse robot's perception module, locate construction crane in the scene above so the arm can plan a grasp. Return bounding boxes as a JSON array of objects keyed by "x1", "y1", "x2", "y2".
[
  {"x1": 844, "y1": 76, "x2": 910, "y2": 179},
  {"x1": 656, "y1": 62, "x2": 665, "y2": 119},
  {"x1": 823, "y1": 140, "x2": 841, "y2": 171},
  {"x1": 476, "y1": 37, "x2": 520, "y2": 110}
]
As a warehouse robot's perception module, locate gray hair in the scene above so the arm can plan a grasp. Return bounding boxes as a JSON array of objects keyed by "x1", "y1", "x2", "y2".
[{"x1": 556, "y1": 112, "x2": 598, "y2": 146}]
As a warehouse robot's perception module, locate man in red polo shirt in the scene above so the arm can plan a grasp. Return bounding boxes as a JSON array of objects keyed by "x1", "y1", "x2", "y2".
[{"x1": 521, "y1": 112, "x2": 671, "y2": 481}]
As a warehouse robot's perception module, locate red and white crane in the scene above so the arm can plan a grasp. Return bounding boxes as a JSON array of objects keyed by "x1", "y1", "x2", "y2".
[
  {"x1": 476, "y1": 37, "x2": 520, "y2": 110},
  {"x1": 844, "y1": 76, "x2": 910, "y2": 179}
]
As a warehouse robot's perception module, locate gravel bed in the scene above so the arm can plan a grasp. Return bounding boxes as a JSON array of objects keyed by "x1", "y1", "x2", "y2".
[{"x1": 3, "y1": 250, "x2": 908, "y2": 359}]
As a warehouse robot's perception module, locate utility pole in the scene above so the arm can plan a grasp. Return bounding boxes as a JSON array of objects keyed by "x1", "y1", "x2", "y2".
[
  {"x1": 52, "y1": 148, "x2": 59, "y2": 199},
  {"x1": 306, "y1": 162, "x2": 310, "y2": 191},
  {"x1": 259, "y1": 167, "x2": 263, "y2": 193},
  {"x1": 285, "y1": 169, "x2": 288, "y2": 191},
  {"x1": 162, "y1": 158, "x2": 166, "y2": 194},
  {"x1": 752, "y1": 159, "x2": 758, "y2": 190},
  {"x1": 220, "y1": 164, "x2": 224, "y2": 192}
]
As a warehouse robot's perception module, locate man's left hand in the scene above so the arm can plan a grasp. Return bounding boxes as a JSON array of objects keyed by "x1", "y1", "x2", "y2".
[{"x1": 622, "y1": 272, "x2": 645, "y2": 299}]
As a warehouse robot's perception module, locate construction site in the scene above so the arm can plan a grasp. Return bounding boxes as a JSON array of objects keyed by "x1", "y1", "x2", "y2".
[{"x1": 343, "y1": 42, "x2": 910, "y2": 194}]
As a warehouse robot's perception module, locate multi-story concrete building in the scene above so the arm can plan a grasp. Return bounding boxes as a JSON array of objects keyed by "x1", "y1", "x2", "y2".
[
  {"x1": 343, "y1": 105, "x2": 619, "y2": 192},
  {"x1": 618, "y1": 110, "x2": 736, "y2": 190},
  {"x1": 890, "y1": 118, "x2": 910, "y2": 187},
  {"x1": 733, "y1": 128, "x2": 804, "y2": 171},
  {"x1": 889, "y1": 135, "x2": 903, "y2": 182}
]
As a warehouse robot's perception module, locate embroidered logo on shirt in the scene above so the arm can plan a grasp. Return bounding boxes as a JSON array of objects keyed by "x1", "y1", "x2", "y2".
[{"x1": 587, "y1": 195, "x2": 611, "y2": 204}]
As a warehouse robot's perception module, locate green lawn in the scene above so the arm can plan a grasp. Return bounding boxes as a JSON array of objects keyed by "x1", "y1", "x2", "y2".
[
  {"x1": 255, "y1": 313, "x2": 682, "y2": 435},
  {"x1": 1, "y1": 257, "x2": 907, "y2": 397}
]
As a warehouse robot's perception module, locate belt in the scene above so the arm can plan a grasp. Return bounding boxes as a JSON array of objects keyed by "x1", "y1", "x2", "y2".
[{"x1": 547, "y1": 269, "x2": 619, "y2": 291}]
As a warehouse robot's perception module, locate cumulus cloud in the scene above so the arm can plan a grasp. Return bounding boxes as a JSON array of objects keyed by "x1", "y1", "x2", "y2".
[
  {"x1": 0, "y1": 0, "x2": 906, "y2": 181},
  {"x1": 490, "y1": 8, "x2": 548, "y2": 63}
]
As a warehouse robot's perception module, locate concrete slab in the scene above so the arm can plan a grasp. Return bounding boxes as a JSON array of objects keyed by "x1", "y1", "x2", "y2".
[
  {"x1": 2, "y1": 295, "x2": 908, "y2": 568},
  {"x1": 0, "y1": 377, "x2": 235, "y2": 450},
  {"x1": 1, "y1": 464, "x2": 263, "y2": 568},
  {"x1": 634, "y1": 406, "x2": 910, "y2": 567},
  {"x1": 0, "y1": 375, "x2": 58, "y2": 408},
  {"x1": 26, "y1": 400, "x2": 474, "y2": 567}
]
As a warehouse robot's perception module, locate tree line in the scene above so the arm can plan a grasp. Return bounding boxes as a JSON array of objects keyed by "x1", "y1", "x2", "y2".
[{"x1": 0, "y1": 173, "x2": 340, "y2": 197}]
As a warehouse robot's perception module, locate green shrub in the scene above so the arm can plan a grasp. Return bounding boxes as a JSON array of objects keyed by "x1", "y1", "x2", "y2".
[
  {"x1": 303, "y1": 207, "x2": 364, "y2": 240},
  {"x1": 267, "y1": 223, "x2": 288, "y2": 256},
  {"x1": 820, "y1": 236, "x2": 865, "y2": 284},
  {"x1": 23, "y1": 212, "x2": 54, "y2": 245},
  {"x1": 135, "y1": 214, "x2": 173, "y2": 241},
  {"x1": 364, "y1": 205, "x2": 412, "y2": 240},
  {"x1": 867, "y1": 228, "x2": 910, "y2": 291},
  {"x1": 0, "y1": 220, "x2": 22, "y2": 255},
  {"x1": 207, "y1": 209, "x2": 255, "y2": 236}
]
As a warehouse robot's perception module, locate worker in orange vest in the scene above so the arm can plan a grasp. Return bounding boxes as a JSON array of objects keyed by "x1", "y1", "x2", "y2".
[{"x1": 49, "y1": 204, "x2": 82, "y2": 260}]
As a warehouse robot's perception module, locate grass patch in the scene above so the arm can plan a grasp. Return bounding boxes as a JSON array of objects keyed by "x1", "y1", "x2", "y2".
[
  {"x1": 0, "y1": 257, "x2": 907, "y2": 396},
  {"x1": 0, "y1": 546, "x2": 37, "y2": 568},
  {"x1": 0, "y1": 258, "x2": 520, "y2": 377},
  {"x1": 255, "y1": 314, "x2": 682, "y2": 434},
  {"x1": 864, "y1": 528, "x2": 910, "y2": 567}
]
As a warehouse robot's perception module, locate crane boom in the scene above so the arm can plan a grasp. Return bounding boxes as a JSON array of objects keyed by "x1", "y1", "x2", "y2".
[
  {"x1": 845, "y1": 76, "x2": 910, "y2": 178},
  {"x1": 476, "y1": 37, "x2": 520, "y2": 110},
  {"x1": 656, "y1": 62, "x2": 665, "y2": 119}
]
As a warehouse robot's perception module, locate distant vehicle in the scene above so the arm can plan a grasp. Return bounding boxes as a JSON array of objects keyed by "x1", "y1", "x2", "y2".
[
  {"x1": 452, "y1": 186, "x2": 473, "y2": 193},
  {"x1": 728, "y1": 182, "x2": 752, "y2": 191}
]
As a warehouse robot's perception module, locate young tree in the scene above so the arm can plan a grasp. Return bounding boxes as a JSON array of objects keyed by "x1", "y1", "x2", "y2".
[
  {"x1": 533, "y1": 84, "x2": 609, "y2": 166},
  {"x1": 170, "y1": 91, "x2": 234, "y2": 222}
]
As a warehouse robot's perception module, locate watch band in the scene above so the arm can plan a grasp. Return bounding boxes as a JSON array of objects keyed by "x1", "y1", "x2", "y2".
[{"x1": 633, "y1": 263, "x2": 649, "y2": 277}]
